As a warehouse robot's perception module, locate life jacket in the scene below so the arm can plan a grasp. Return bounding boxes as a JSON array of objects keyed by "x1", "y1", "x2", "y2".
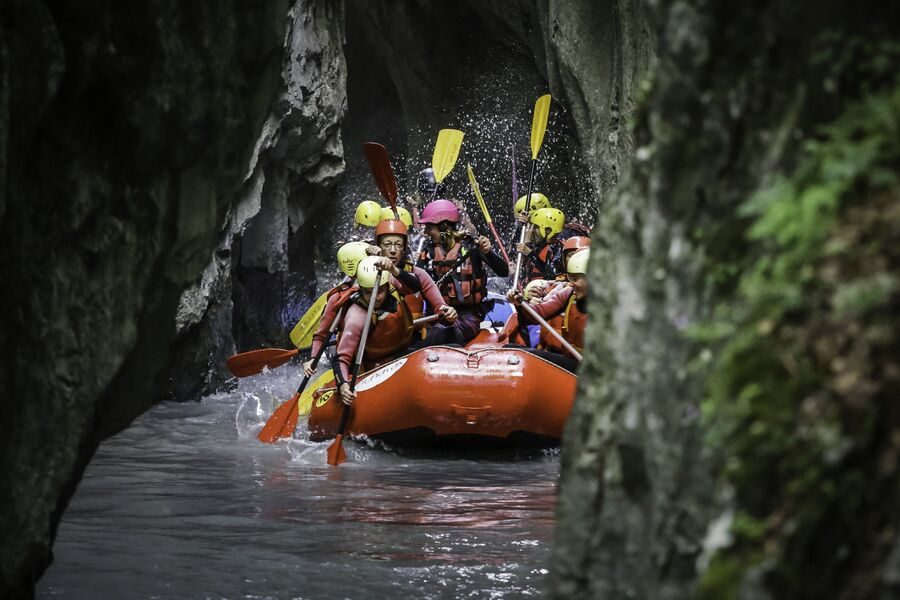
[
  {"x1": 345, "y1": 287, "x2": 414, "y2": 361},
  {"x1": 327, "y1": 281, "x2": 358, "y2": 308},
  {"x1": 535, "y1": 282, "x2": 567, "y2": 348},
  {"x1": 526, "y1": 239, "x2": 563, "y2": 282},
  {"x1": 429, "y1": 241, "x2": 487, "y2": 307},
  {"x1": 541, "y1": 291, "x2": 587, "y2": 357},
  {"x1": 400, "y1": 262, "x2": 424, "y2": 319}
]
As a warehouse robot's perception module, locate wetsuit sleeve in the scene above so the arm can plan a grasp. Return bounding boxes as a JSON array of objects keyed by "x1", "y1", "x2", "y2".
[
  {"x1": 310, "y1": 293, "x2": 340, "y2": 355},
  {"x1": 394, "y1": 269, "x2": 421, "y2": 292},
  {"x1": 481, "y1": 248, "x2": 509, "y2": 276},
  {"x1": 335, "y1": 305, "x2": 364, "y2": 383},
  {"x1": 413, "y1": 266, "x2": 447, "y2": 310},
  {"x1": 520, "y1": 286, "x2": 572, "y2": 323}
]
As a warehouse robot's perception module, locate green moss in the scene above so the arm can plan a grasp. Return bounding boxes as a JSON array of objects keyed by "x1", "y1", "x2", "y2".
[
  {"x1": 694, "y1": 84, "x2": 900, "y2": 597},
  {"x1": 698, "y1": 555, "x2": 749, "y2": 600}
]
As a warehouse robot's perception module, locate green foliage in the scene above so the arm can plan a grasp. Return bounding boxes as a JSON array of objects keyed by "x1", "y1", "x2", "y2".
[{"x1": 695, "y1": 84, "x2": 900, "y2": 596}]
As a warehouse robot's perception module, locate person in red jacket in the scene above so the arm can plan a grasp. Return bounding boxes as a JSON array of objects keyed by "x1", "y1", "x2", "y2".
[
  {"x1": 374, "y1": 218, "x2": 457, "y2": 326},
  {"x1": 507, "y1": 248, "x2": 590, "y2": 372},
  {"x1": 302, "y1": 241, "x2": 368, "y2": 376},
  {"x1": 416, "y1": 199, "x2": 509, "y2": 344},
  {"x1": 334, "y1": 257, "x2": 415, "y2": 405}
]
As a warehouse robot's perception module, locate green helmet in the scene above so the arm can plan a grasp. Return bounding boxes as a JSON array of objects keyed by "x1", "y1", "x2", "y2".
[
  {"x1": 515, "y1": 193, "x2": 551, "y2": 214},
  {"x1": 355, "y1": 256, "x2": 388, "y2": 289},
  {"x1": 380, "y1": 206, "x2": 413, "y2": 227},
  {"x1": 336, "y1": 242, "x2": 369, "y2": 277},
  {"x1": 355, "y1": 201, "x2": 383, "y2": 227},
  {"x1": 530, "y1": 207, "x2": 565, "y2": 240},
  {"x1": 566, "y1": 248, "x2": 590, "y2": 275}
]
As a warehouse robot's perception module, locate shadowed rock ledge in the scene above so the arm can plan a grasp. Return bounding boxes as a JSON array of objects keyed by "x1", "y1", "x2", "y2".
[{"x1": 0, "y1": 2, "x2": 288, "y2": 596}]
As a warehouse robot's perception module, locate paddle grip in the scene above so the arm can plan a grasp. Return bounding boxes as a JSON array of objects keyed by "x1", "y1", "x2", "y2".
[{"x1": 335, "y1": 404, "x2": 351, "y2": 437}]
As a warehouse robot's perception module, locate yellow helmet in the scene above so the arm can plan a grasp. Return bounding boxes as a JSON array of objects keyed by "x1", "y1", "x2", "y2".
[
  {"x1": 355, "y1": 256, "x2": 388, "y2": 289},
  {"x1": 524, "y1": 279, "x2": 549, "y2": 301},
  {"x1": 567, "y1": 249, "x2": 590, "y2": 275},
  {"x1": 380, "y1": 206, "x2": 413, "y2": 227},
  {"x1": 530, "y1": 207, "x2": 565, "y2": 240},
  {"x1": 336, "y1": 242, "x2": 369, "y2": 277},
  {"x1": 514, "y1": 193, "x2": 551, "y2": 214},
  {"x1": 354, "y1": 201, "x2": 383, "y2": 227}
]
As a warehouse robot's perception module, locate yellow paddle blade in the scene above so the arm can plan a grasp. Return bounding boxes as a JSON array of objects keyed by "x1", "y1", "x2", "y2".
[
  {"x1": 289, "y1": 291, "x2": 330, "y2": 349},
  {"x1": 466, "y1": 164, "x2": 492, "y2": 224},
  {"x1": 530, "y1": 94, "x2": 552, "y2": 160},
  {"x1": 297, "y1": 370, "x2": 335, "y2": 416},
  {"x1": 432, "y1": 129, "x2": 464, "y2": 183}
]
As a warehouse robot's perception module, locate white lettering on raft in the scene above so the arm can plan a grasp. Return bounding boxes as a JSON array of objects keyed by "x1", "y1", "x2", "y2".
[{"x1": 355, "y1": 358, "x2": 407, "y2": 392}]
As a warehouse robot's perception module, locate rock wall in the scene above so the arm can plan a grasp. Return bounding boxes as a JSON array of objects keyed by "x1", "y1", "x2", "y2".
[
  {"x1": 548, "y1": 1, "x2": 900, "y2": 599},
  {"x1": 0, "y1": 2, "x2": 288, "y2": 596},
  {"x1": 163, "y1": 0, "x2": 347, "y2": 401}
]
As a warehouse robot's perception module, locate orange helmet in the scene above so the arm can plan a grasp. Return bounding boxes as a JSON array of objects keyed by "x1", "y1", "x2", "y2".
[
  {"x1": 375, "y1": 218, "x2": 408, "y2": 239},
  {"x1": 562, "y1": 236, "x2": 591, "y2": 252}
]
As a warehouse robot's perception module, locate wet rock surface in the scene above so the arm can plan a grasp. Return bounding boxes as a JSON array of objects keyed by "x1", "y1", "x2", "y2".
[
  {"x1": 0, "y1": 1, "x2": 287, "y2": 596},
  {"x1": 548, "y1": 1, "x2": 900, "y2": 599}
]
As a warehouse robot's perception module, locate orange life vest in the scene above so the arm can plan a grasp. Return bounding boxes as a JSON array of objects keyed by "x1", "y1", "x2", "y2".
[
  {"x1": 430, "y1": 242, "x2": 487, "y2": 306},
  {"x1": 541, "y1": 293, "x2": 587, "y2": 357},
  {"x1": 327, "y1": 282, "x2": 358, "y2": 307},
  {"x1": 526, "y1": 239, "x2": 564, "y2": 282},
  {"x1": 358, "y1": 288, "x2": 414, "y2": 361}
]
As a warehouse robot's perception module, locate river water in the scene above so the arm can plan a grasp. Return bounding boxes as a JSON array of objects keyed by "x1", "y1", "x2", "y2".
[{"x1": 37, "y1": 364, "x2": 560, "y2": 599}]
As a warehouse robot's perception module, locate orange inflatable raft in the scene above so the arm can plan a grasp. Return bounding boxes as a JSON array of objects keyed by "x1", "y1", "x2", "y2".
[{"x1": 308, "y1": 343, "x2": 577, "y2": 448}]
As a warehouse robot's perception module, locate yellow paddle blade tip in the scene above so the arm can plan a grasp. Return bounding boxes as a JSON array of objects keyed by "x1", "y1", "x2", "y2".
[{"x1": 530, "y1": 94, "x2": 553, "y2": 160}]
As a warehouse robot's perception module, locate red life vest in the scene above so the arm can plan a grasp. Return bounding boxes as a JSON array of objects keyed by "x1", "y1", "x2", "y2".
[
  {"x1": 527, "y1": 244, "x2": 553, "y2": 283},
  {"x1": 327, "y1": 282, "x2": 357, "y2": 307},
  {"x1": 562, "y1": 295, "x2": 588, "y2": 351},
  {"x1": 430, "y1": 242, "x2": 487, "y2": 306},
  {"x1": 358, "y1": 288, "x2": 414, "y2": 361},
  {"x1": 540, "y1": 290, "x2": 587, "y2": 357}
]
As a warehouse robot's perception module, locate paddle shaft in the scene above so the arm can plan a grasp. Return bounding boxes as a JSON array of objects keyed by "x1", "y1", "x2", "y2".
[
  {"x1": 413, "y1": 314, "x2": 440, "y2": 327},
  {"x1": 467, "y1": 164, "x2": 511, "y2": 265},
  {"x1": 487, "y1": 222, "x2": 511, "y2": 264},
  {"x1": 293, "y1": 319, "x2": 338, "y2": 395},
  {"x1": 332, "y1": 270, "x2": 383, "y2": 447},
  {"x1": 520, "y1": 301, "x2": 583, "y2": 362},
  {"x1": 512, "y1": 159, "x2": 538, "y2": 290}
]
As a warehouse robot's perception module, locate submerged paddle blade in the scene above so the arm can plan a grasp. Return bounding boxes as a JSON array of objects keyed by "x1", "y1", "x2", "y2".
[
  {"x1": 529, "y1": 95, "x2": 552, "y2": 160},
  {"x1": 363, "y1": 142, "x2": 398, "y2": 206},
  {"x1": 258, "y1": 393, "x2": 301, "y2": 443},
  {"x1": 327, "y1": 434, "x2": 347, "y2": 466},
  {"x1": 432, "y1": 129, "x2": 464, "y2": 183},
  {"x1": 226, "y1": 348, "x2": 298, "y2": 378},
  {"x1": 290, "y1": 291, "x2": 330, "y2": 349}
]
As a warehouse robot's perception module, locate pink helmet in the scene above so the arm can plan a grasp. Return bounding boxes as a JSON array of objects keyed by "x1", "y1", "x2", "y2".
[{"x1": 419, "y1": 199, "x2": 459, "y2": 224}]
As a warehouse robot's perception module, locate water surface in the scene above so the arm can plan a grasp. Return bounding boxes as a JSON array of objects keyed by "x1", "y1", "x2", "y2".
[{"x1": 38, "y1": 366, "x2": 559, "y2": 599}]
